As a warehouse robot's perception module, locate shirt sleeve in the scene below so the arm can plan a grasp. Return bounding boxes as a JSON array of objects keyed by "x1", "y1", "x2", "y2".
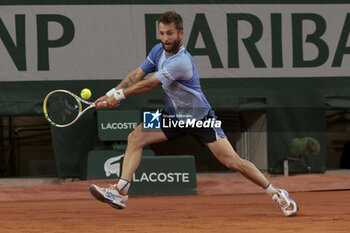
[
  {"x1": 155, "y1": 56, "x2": 193, "y2": 87},
  {"x1": 140, "y1": 44, "x2": 162, "y2": 74}
]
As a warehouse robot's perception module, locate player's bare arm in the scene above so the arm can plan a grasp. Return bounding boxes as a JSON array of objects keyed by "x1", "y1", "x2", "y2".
[
  {"x1": 94, "y1": 67, "x2": 147, "y2": 107},
  {"x1": 116, "y1": 67, "x2": 147, "y2": 89},
  {"x1": 123, "y1": 75, "x2": 161, "y2": 98},
  {"x1": 96, "y1": 75, "x2": 161, "y2": 109}
]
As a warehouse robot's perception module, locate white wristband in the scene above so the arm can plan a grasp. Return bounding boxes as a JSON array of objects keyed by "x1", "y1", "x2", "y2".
[
  {"x1": 113, "y1": 89, "x2": 126, "y2": 102},
  {"x1": 106, "y1": 88, "x2": 117, "y2": 97}
]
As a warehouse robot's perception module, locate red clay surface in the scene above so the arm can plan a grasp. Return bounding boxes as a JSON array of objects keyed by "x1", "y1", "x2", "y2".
[
  {"x1": 0, "y1": 191, "x2": 349, "y2": 233},
  {"x1": 0, "y1": 174, "x2": 350, "y2": 232}
]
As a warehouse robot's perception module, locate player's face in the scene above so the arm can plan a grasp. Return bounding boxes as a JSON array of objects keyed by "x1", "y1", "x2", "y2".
[{"x1": 158, "y1": 22, "x2": 184, "y2": 55}]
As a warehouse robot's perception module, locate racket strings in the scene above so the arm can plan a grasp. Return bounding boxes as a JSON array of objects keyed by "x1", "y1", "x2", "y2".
[{"x1": 46, "y1": 92, "x2": 80, "y2": 125}]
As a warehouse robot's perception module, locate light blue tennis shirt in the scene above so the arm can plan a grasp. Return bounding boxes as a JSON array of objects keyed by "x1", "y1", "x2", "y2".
[{"x1": 140, "y1": 43, "x2": 213, "y2": 121}]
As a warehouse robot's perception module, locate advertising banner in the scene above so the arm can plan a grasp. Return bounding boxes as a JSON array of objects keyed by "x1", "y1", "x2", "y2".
[
  {"x1": 1, "y1": 2, "x2": 350, "y2": 81},
  {"x1": 87, "y1": 150, "x2": 197, "y2": 196}
]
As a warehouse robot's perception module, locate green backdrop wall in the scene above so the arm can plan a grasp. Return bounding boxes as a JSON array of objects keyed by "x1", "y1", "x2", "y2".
[
  {"x1": 1, "y1": 77, "x2": 350, "y2": 177},
  {"x1": 1, "y1": 0, "x2": 350, "y2": 177}
]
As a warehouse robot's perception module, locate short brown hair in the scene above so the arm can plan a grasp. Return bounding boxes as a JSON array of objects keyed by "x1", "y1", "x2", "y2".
[{"x1": 158, "y1": 11, "x2": 183, "y2": 31}]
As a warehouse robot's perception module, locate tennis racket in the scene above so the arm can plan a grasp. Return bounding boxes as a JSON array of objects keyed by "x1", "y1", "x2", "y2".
[{"x1": 43, "y1": 89, "x2": 95, "y2": 127}]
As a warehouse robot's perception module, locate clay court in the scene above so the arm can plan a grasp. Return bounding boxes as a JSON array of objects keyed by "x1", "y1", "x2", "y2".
[{"x1": 1, "y1": 172, "x2": 350, "y2": 233}]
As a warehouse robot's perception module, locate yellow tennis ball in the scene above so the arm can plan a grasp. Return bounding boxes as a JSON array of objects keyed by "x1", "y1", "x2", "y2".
[{"x1": 81, "y1": 88, "x2": 91, "y2": 100}]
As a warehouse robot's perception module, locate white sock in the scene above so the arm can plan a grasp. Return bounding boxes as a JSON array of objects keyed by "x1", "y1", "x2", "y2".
[
  {"x1": 264, "y1": 182, "x2": 278, "y2": 197},
  {"x1": 117, "y1": 178, "x2": 130, "y2": 195}
]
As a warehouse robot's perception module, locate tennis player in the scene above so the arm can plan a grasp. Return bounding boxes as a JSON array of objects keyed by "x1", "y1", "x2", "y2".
[{"x1": 89, "y1": 11, "x2": 298, "y2": 217}]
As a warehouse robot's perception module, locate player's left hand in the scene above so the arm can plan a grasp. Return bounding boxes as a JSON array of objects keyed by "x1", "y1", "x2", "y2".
[{"x1": 96, "y1": 96, "x2": 120, "y2": 109}]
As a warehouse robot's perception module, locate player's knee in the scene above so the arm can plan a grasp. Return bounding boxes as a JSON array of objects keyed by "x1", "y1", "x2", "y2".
[
  {"x1": 223, "y1": 157, "x2": 244, "y2": 171},
  {"x1": 128, "y1": 130, "x2": 142, "y2": 146},
  {"x1": 225, "y1": 162, "x2": 240, "y2": 171},
  {"x1": 128, "y1": 130, "x2": 147, "y2": 148}
]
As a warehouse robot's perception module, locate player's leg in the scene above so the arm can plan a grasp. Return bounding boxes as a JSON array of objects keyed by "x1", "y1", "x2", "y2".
[
  {"x1": 118, "y1": 123, "x2": 168, "y2": 193},
  {"x1": 90, "y1": 123, "x2": 168, "y2": 209},
  {"x1": 205, "y1": 137, "x2": 269, "y2": 188},
  {"x1": 205, "y1": 137, "x2": 298, "y2": 216}
]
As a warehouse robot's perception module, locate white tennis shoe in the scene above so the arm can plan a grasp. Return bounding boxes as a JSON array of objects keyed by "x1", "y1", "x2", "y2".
[
  {"x1": 89, "y1": 184, "x2": 128, "y2": 209},
  {"x1": 272, "y1": 189, "x2": 298, "y2": 217}
]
